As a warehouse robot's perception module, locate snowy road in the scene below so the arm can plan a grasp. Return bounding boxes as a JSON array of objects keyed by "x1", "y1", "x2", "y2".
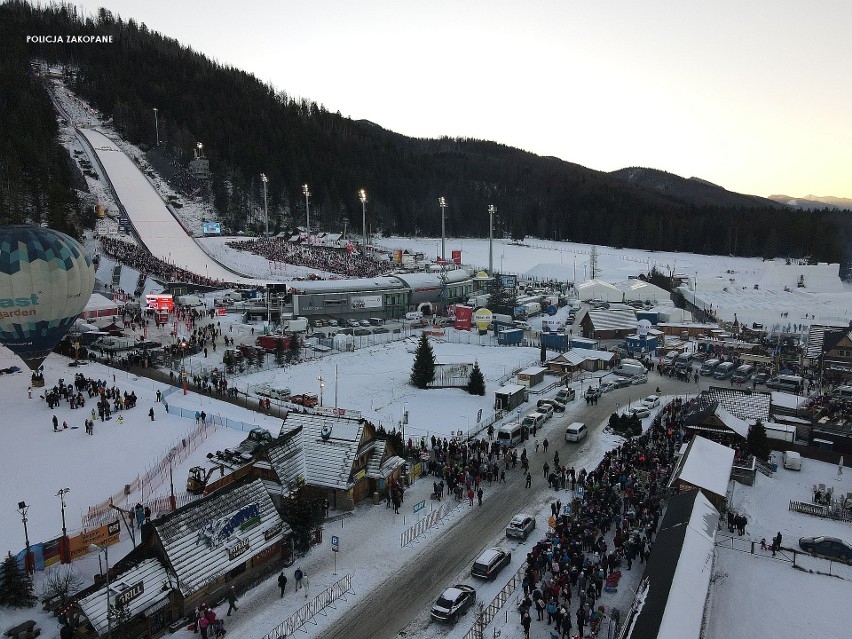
[
  {"x1": 322, "y1": 375, "x2": 705, "y2": 639},
  {"x1": 77, "y1": 128, "x2": 265, "y2": 285}
]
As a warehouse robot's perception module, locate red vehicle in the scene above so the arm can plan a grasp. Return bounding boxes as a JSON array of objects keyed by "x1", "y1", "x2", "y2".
[
  {"x1": 290, "y1": 393, "x2": 318, "y2": 408},
  {"x1": 255, "y1": 335, "x2": 293, "y2": 352}
]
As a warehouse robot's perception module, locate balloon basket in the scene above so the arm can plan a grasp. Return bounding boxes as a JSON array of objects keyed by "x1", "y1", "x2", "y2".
[{"x1": 31, "y1": 378, "x2": 45, "y2": 388}]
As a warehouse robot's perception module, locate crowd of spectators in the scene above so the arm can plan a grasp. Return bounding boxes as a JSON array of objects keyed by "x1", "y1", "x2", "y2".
[
  {"x1": 99, "y1": 237, "x2": 241, "y2": 288},
  {"x1": 227, "y1": 238, "x2": 396, "y2": 278},
  {"x1": 513, "y1": 398, "x2": 687, "y2": 638}
]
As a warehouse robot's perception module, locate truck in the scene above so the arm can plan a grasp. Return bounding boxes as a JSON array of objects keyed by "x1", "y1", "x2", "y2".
[
  {"x1": 466, "y1": 294, "x2": 490, "y2": 309},
  {"x1": 493, "y1": 313, "x2": 513, "y2": 326},
  {"x1": 283, "y1": 317, "x2": 308, "y2": 333},
  {"x1": 290, "y1": 393, "x2": 319, "y2": 408},
  {"x1": 177, "y1": 294, "x2": 204, "y2": 307},
  {"x1": 523, "y1": 302, "x2": 542, "y2": 318},
  {"x1": 255, "y1": 335, "x2": 294, "y2": 352}
]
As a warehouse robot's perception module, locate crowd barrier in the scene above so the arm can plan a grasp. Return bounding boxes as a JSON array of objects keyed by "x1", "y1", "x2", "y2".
[{"x1": 260, "y1": 573, "x2": 354, "y2": 639}]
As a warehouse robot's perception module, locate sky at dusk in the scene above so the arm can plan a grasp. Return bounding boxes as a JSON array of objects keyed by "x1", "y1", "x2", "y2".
[{"x1": 71, "y1": 0, "x2": 851, "y2": 199}]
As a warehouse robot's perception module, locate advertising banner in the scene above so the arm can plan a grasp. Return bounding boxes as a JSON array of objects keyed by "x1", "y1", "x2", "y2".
[
  {"x1": 454, "y1": 305, "x2": 473, "y2": 331},
  {"x1": 203, "y1": 221, "x2": 222, "y2": 235},
  {"x1": 393, "y1": 249, "x2": 403, "y2": 263},
  {"x1": 68, "y1": 520, "x2": 120, "y2": 560},
  {"x1": 451, "y1": 250, "x2": 462, "y2": 265},
  {"x1": 351, "y1": 295, "x2": 382, "y2": 310},
  {"x1": 498, "y1": 274, "x2": 518, "y2": 289}
]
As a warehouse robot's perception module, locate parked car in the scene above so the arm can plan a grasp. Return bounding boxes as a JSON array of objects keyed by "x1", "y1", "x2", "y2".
[
  {"x1": 353, "y1": 328, "x2": 371, "y2": 336},
  {"x1": 537, "y1": 403, "x2": 554, "y2": 421},
  {"x1": 798, "y1": 536, "x2": 852, "y2": 561},
  {"x1": 430, "y1": 584, "x2": 477, "y2": 622},
  {"x1": 470, "y1": 547, "x2": 512, "y2": 580},
  {"x1": 754, "y1": 371, "x2": 769, "y2": 385},
  {"x1": 599, "y1": 382, "x2": 616, "y2": 394},
  {"x1": 538, "y1": 398, "x2": 566, "y2": 413},
  {"x1": 611, "y1": 376, "x2": 632, "y2": 389},
  {"x1": 631, "y1": 374, "x2": 648, "y2": 385},
  {"x1": 326, "y1": 319, "x2": 339, "y2": 327},
  {"x1": 347, "y1": 319, "x2": 361, "y2": 327},
  {"x1": 311, "y1": 319, "x2": 325, "y2": 328},
  {"x1": 372, "y1": 327, "x2": 390, "y2": 334},
  {"x1": 622, "y1": 405, "x2": 651, "y2": 419},
  {"x1": 359, "y1": 319, "x2": 371, "y2": 327},
  {"x1": 642, "y1": 395, "x2": 661, "y2": 408},
  {"x1": 506, "y1": 514, "x2": 536, "y2": 540}
]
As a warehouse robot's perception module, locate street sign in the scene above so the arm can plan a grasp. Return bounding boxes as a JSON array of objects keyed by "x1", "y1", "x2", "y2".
[
  {"x1": 331, "y1": 535, "x2": 339, "y2": 552},
  {"x1": 413, "y1": 500, "x2": 425, "y2": 513}
]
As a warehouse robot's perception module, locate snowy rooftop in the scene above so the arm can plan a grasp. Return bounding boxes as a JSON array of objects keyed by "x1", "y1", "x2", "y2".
[{"x1": 670, "y1": 436, "x2": 735, "y2": 498}]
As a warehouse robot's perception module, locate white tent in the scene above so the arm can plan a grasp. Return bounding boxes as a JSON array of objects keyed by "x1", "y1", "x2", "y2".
[{"x1": 576, "y1": 279, "x2": 624, "y2": 302}]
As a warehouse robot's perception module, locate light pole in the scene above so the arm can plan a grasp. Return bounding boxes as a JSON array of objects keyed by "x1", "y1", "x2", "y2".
[
  {"x1": 152, "y1": 108, "x2": 159, "y2": 147},
  {"x1": 303, "y1": 184, "x2": 311, "y2": 237},
  {"x1": 90, "y1": 543, "x2": 112, "y2": 639},
  {"x1": 17, "y1": 501, "x2": 33, "y2": 575},
  {"x1": 439, "y1": 197, "x2": 447, "y2": 262},
  {"x1": 317, "y1": 375, "x2": 325, "y2": 407},
  {"x1": 260, "y1": 173, "x2": 269, "y2": 239},
  {"x1": 57, "y1": 488, "x2": 70, "y2": 563},
  {"x1": 488, "y1": 204, "x2": 496, "y2": 275},
  {"x1": 359, "y1": 189, "x2": 367, "y2": 255}
]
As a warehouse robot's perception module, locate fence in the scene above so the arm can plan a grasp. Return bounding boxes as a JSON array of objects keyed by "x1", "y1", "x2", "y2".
[
  {"x1": 789, "y1": 500, "x2": 852, "y2": 524},
  {"x1": 399, "y1": 500, "x2": 463, "y2": 547},
  {"x1": 260, "y1": 573, "x2": 354, "y2": 639},
  {"x1": 715, "y1": 533, "x2": 852, "y2": 579},
  {"x1": 462, "y1": 562, "x2": 526, "y2": 639}
]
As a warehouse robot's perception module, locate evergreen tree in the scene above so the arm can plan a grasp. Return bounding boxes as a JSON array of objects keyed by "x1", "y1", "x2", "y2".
[
  {"x1": 0, "y1": 552, "x2": 37, "y2": 608},
  {"x1": 487, "y1": 279, "x2": 517, "y2": 317},
  {"x1": 289, "y1": 334, "x2": 301, "y2": 362},
  {"x1": 747, "y1": 420, "x2": 771, "y2": 460},
  {"x1": 410, "y1": 334, "x2": 435, "y2": 389},
  {"x1": 279, "y1": 478, "x2": 325, "y2": 552},
  {"x1": 275, "y1": 340, "x2": 287, "y2": 366},
  {"x1": 467, "y1": 361, "x2": 485, "y2": 396}
]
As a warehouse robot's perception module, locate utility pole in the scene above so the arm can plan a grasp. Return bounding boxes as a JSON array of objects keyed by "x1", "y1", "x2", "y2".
[
  {"x1": 488, "y1": 204, "x2": 496, "y2": 275},
  {"x1": 439, "y1": 196, "x2": 447, "y2": 262}
]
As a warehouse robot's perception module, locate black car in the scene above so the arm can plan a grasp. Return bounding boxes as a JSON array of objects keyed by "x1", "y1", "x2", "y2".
[
  {"x1": 584, "y1": 386, "x2": 601, "y2": 400},
  {"x1": 430, "y1": 584, "x2": 476, "y2": 622},
  {"x1": 471, "y1": 547, "x2": 512, "y2": 579},
  {"x1": 611, "y1": 376, "x2": 632, "y2": 389},
  {"x1": 798, "y1": 536, "x2": 852, "y2": 561},
  {"x1": 754, "y1": 372, "x2": 769, "y2": 385}
]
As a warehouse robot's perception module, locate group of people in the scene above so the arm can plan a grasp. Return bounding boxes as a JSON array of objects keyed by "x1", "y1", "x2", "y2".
[
  {"x1": 228, "y1": 237, "x2": 396, "y2": 278},
  {"x1": 44, "y1": 373, "x2": 140, "y2": 432},
  {"x1": 516, "y1": 398, "x2": 688, "y2": 638},
  {"x1": 100, "y1": 236, "x2": 241, "y2": 288}
]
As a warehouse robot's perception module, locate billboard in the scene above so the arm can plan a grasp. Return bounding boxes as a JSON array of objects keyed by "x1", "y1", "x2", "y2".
[
  {"x1": 497, "y1": 274, "x2": 518, "y2": 290},
  {"x1": 451, "y1": 250, "x2": 462, "y2": 265},
  {"x1": 392, "y1": 249, "x2": 403, "y2": 263},
  {"x1": 454, "y1": 305, "x2": 473, "y2": 331},
  {"x1": 351, "y1": 295, "x2": 382, "y2": 310},
  {"x1": 145, "y1": 294, "x2": 174, "y2": 311},
  {"x1": 203, "y1": 221, "x2": 222, "y2": 235},
  {"x1": 473, "y1": 308, "x2": 493, "y2": 332},
  {"x1": 68, "y1": 520, "x2": 120, "y2": 560}
]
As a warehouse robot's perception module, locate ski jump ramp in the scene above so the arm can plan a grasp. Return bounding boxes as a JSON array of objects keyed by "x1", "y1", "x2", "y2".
[{"x1": 79, "y1": 128, "x2": 264, "y2": 286}]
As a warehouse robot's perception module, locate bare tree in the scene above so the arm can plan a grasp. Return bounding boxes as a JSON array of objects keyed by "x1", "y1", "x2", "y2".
[{"x1": 41, "y1": 565, "x2": 85, "y2": 609}]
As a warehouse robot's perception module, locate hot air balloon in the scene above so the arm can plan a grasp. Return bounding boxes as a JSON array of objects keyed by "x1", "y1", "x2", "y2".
[{"x1": 0, "y1": 225, "x2": 95, "y2": 370}]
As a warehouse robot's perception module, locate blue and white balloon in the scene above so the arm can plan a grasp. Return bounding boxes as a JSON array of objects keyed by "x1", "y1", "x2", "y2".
[{"x1": 0, "y1": 225, "x2": 95, "y2": 369}]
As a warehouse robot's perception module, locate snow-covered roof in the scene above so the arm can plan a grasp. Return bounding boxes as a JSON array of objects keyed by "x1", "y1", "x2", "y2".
[
  {"x1": 547, "y1": 351, "x2": 586, "y2": 367},
  {"x1": 570, "y1": 346, "x2": 616, "y2": 362},
  {"x1": 586, "y1": 309, "x2": 638, "y2": 332},
  {"x1": 289, "y1": 276, "x2": 407, "y2": 294},
  {"x1": 670, "y1": 436, "x2": 735, "y2": 498},
  {"x1": 713, "y1": 405, "x2": 750, "y2": 439},
  {"x1": 518, "y1": 366, "x2": 548, "y2": 376},
  {"x1": 153, "y1": 478, "x2": 288, "y2": 597},
  {"x1": 393, "y1": 269, "x2": 473, "y2": 288},
  {"x1": 83, "y1": 293, "x2": 120, "y2": 313},
  {"x1": 276, "y1": 412, "x2": 366, "y2": 490},
  {"x1": 576, "y1": 279, "x2": 622, "y2": 302},
  {"x1": 770, "y1": 391, "x2": 808, "y2": 409},
  {"x1": 495, "y1": 384, "x2": 526, "y2": 395},
  {"x1": 611, "y1": 279, "x2": 669, "y2": 301},
  {"x1": 703, "y1": 386, "x2": 771, "y2": 422},
  {"x1": 625, "y1": 489, "x2": 719, "y2": 639},
  {"x1": 78, "y1": 558, "x2": 171, "y2": 636}
]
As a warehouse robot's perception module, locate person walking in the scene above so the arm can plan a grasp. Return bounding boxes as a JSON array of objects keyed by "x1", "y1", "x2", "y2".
[
  {"x1": 526, "y1": 472, "x2": 532, "y2": 488},
  {"x1": 294, "y1": 567, "x2": 304, "y2": 590},
  {"x1": 149, "y1": 406, "x2": 155, "y2": 421},
  {"x1": 278, "y1": 572, "x2": 288, "y2": 597},
  {"x1": 225, "y1": 586, "x2": 238, "y2": 616},
  {"x1": 477, "y1": 487, "x2": 484, "y2": 506},
  {"x1": 52, "y1": 414, "x2": 59, "y2": 432}
]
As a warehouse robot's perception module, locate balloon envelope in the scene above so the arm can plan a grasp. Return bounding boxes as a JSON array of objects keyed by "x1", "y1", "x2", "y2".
[{"x1": 0, "y1": 225, "x2": 95, "y2": 369}]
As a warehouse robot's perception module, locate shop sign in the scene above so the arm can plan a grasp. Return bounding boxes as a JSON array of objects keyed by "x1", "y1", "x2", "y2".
[
  {"x1": 252, "y1": 542, "x2": 280, "y2": 567},
  {"x1": 115, "y1": 581, "x2": 144, "y2": 608},
  {"x1": 199, "y1": 503, "x2": 260, "y2": 549},
  {"x1": 227, "y1": 538, "x2": 250, "y2": 561},
  {"x1": 264, "y1": 522, "x2": 283, "y2": 541}
]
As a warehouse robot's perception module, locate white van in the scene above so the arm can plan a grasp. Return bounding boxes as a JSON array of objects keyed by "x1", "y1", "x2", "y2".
[
  {"x1": 662, "y1": 350, "x2": 679, "y2": 365},
  {"x1": 497, "y1": 423, "x2": 523, "y2": 447},
  {"x1": 565, "y1": 422, "x2": 588, "y2": 442},
  {"x1": 521, "y1": 411, "x2": 547, "y2": 432},
  {"x1": 782, "y1": 451, "x2": 802, "y2": 471},
  {"x1": 405, "y1": 311, "x2": 423, "y2": 321}
]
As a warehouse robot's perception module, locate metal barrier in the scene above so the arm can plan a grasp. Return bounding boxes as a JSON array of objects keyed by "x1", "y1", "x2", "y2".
[
  {"x1": 260, "y1": 573, "x2": 354, "y2": 639},
  {"x1": 462, "y1": 562, "x2": 527, "y2": 639},
  {"x1": 399, "y1": 501, "x2": 463, "y2": 547},
  {"x1": 789, "y1": 500, "x2": 852, "y2": 523}
]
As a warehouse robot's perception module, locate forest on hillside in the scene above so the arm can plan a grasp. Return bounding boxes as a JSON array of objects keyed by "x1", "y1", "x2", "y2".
[{"x1": 0, "y1": 0, "x2": 849, "y2": 269}]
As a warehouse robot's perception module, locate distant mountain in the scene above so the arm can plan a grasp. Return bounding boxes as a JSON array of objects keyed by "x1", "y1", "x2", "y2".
[
  {"x1": 768, "y1": 194, "x2": 852, "y2": 211},
  {"x1": 610, "y1": 167, "x2": 786, "y2": 209}
]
